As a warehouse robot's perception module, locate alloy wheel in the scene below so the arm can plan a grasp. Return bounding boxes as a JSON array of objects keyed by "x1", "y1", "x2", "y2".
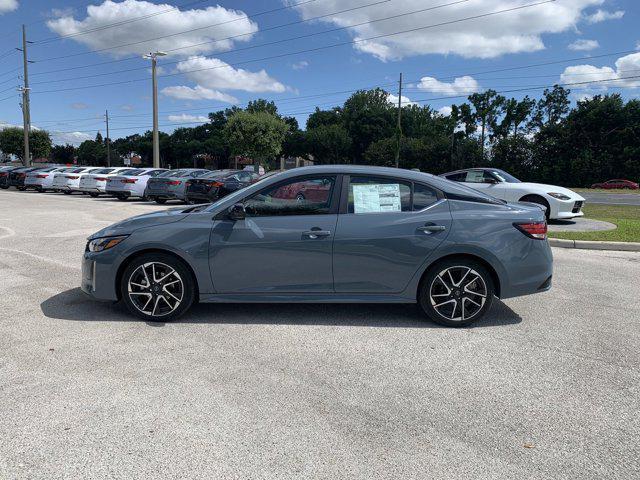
[
  {"x1": 429, "y1": 266, "x2": 487, "y2": 322},
  {"x1": 127, "y1": 262, "x2": 184, "y2": 317}
]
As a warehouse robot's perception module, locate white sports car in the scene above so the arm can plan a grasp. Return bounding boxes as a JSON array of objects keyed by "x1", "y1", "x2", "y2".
[{"x1": 440, "y1": 168, "x2": 585, "y2": 220}]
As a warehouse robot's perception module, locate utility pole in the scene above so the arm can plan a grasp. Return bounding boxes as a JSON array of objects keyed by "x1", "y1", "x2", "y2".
[
  {"x1": 144, "y1": 51, "x2": 166, "y2": 168},
  {"x1": 105, "y1": 110, "x2": 111, "y2": 167},
  {"x1": 17, "y1": 25, "x2": 32, "y2": 166},
  {"x1": 394, "y1": 72, "x2": 403, "y2": 168}
]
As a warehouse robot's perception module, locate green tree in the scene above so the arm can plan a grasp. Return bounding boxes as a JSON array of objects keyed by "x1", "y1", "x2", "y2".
[
  {"x1": 224, "y1": 111, "x2": 289, "y2": 169},
  {"x1": 0, "y1": 127, "x2": 52, "y2": 161},
  {"x1": 467, "y1": 90, "x2": 505, "y2": 158},
  {"x1": 50, "y1": 144, "x2": 76, "y2": 163},
  {"x1": 306, "y1": 124, "x2": 352, "y2": 164}
]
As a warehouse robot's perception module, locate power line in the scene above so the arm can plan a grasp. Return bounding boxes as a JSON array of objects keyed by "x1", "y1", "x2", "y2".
[{"x1": 28, "y1": 0, "x2": 556, "y2": 94}]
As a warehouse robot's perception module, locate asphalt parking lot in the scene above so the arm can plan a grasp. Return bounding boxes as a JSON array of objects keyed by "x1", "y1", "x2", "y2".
[
  {"x1": 580, "y1": 191, "x2": 640, "y2": 206},
  {"x1": 1, "y1": 189, "x2": 639, "y2": 479}
]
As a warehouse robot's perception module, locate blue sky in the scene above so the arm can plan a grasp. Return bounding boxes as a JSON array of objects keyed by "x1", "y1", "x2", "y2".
[{"x1": 0, "y1": 0, "x2": 638, "y2": 145}]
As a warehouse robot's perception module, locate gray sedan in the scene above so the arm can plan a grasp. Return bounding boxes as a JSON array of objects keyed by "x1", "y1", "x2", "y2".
[
  {"x1": 145, "y1": 168, "x2": 209, "y2": 204},
  {"x1": 81, "y1": 166, "x2": 553, "y2": 327}
]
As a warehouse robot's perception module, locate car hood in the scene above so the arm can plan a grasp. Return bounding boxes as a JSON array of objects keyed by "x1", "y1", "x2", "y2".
[
  {"x1": 88, "y1": 207, "x2": 191, "y2": 239},
  {"x1": 516, "y1": 182, "x2": 584, "y2": 200}
]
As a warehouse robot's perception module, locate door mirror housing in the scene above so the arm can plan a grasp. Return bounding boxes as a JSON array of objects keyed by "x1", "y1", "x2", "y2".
[
  {"x1": 484, "y1": 177, "x2": 498, "y2": 184},
  {"x1": 228, "y1": 203, "x2": 246, "y2": 221}
]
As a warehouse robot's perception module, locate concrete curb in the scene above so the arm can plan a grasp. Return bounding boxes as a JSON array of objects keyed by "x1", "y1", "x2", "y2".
[{"x1": 549, "y1": 238, "x2": 640, "y2": 252}]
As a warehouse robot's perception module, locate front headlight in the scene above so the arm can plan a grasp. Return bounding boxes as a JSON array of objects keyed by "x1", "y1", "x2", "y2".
[
  {"x1": 87, "y1": 235, "x2": 128, "y2": 252},
  {"x1": 547, "y1": 192, "x2": 571, "y2": 200}
]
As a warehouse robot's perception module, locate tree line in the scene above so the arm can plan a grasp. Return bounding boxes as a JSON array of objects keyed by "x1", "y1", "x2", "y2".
[{"x1": 1, "y1": 86, "x2": 638, "y2": 186}]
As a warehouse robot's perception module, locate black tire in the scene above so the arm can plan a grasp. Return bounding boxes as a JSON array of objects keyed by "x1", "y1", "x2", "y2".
[
  {"x1": 36, "y1": 187, "x2": 44, "y2": 193},
  {"x1": 154, "y1": 198, "x2": 167, "y2": 204},
  {"x1": 520, "y1": 195, "x2": 550, "y2": 220},
  {"x1": 17, "y1": 186, "x2": 26, "y2": 191},
  {"x1": 89, "y1": 192, "x2": 99, "y2": 198},
  {"x1": 116, "y1": 194, "x2": 128, "y2": 201},
  {"x1": 120, "y1": 252, "x2": 196, "y2": 322},
  {"x1": 63, "y1": 190, "x2": 72, "y2": 195},
  {"x1": 418, "y1": 258, "x2": 494, "y2": 327},
  {"x1": 0, "y1": 186, "x2": 8, "y2": 189}
]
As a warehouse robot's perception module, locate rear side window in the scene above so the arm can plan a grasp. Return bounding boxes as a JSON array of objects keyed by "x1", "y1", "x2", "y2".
[
  {"x1": 413, "y1": 184, "x2": 439, "y2": 210},
  {"x1": 348, "y1": 176, "x2": 411, "y2": 213}
]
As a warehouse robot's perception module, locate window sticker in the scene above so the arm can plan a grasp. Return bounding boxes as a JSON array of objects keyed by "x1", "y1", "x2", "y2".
[{"x1": 352, "y1": 183, "x2": 402, "y2": 213}]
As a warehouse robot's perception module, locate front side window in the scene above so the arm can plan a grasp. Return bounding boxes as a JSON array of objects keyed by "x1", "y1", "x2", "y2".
[
  {"x1": 348, "y1": 176, "x2": 411, "y2": 214},
  {"x1": 244, "y1": 176, "x2": 336, "y2": 217}
]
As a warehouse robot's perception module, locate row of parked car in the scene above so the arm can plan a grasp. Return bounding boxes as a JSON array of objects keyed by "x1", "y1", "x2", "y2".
[{"x1": 0, "y1": 164, "x2": 262, "y2": 204}]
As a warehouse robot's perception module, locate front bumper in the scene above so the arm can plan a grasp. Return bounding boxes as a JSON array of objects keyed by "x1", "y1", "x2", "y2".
[
  {"x1": 551, "y1": 198, "x2": 585, "y2": 219},
  {"x1": 81, "y1": 252, "x2": 120, "y2": 301}
]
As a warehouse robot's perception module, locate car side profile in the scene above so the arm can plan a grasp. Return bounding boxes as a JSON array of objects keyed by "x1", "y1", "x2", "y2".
[
  {"x1": 591, "y1": 179, "x2": 639, "y2": 190},
  {"x1": 440, "y1": 168, "x2": 585, "y2": 220},
  {"x1": 82, "y1": 166, "x2": 553, "y2": 327}
]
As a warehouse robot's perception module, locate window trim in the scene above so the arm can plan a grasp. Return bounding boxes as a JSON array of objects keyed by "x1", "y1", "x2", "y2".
[{"x1": 239, "y1": 173, "x2": 342, "y2": 218}]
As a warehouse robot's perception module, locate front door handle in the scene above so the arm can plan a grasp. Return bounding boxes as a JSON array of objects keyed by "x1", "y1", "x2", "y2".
[
  {"x1": 302, "y1": 229, "x2": 332, "y2": 239},
  {"x1": 417, "y1": 225, "x2": 446, "y2": 234}
]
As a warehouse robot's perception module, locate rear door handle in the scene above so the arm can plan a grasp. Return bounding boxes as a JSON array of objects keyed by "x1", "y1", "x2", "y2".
[
  {"x1": 417, "y1": 225, "x2": 446, "y2": 234},
  {"x1": 302, "y1": 229, "x2": 332, "y2": 239}
]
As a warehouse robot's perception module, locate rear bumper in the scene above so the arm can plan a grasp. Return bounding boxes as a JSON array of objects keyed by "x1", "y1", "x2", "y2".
[
  {"x1": 78, "y1": 186, "x2": 100, "y2": 193},
  {"x1": 106, "y1": 189, "x2": 130, "y2": 197},
  {"x1": 500, "y1": 239, "x2": 554, "y2": 299}
]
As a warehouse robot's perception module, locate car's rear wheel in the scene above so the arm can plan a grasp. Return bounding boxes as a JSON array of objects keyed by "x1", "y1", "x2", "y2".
[
  {"x1": 116, "y1": 194, "x2": 128, "y2": 201},
  {"x1": 120, "y1": 253, "x2": 196, "y2": 322},
  {"x1": 419, "y1": 258, "x2": 494, "y2": 327},
  {"x1": 154, "y1": 198, "x2": 167, "y2": 204},
  {"x1": 63, "y1": 190, "x2": 72, "y2": 195},
  {"x1": 17, "y1": 186, "x2": 26, "y2": 191},
  {"x1": 89, "y1": 192, "x2": 99, "y2": 198}
]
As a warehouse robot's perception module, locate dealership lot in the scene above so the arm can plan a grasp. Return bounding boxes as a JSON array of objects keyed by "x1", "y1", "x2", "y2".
[{"x1": 0, "y1": 190, "x2": 639, "y2": 479}]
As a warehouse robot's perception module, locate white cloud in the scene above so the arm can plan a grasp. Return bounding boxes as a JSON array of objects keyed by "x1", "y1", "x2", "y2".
[
  {"x1": 291, "y1": 0, "x2": 603, "y2": 60},
  {"x1": 50, "y1": 131, "x2": 92, "y2": 146},
  {"x1": 71, "y1": 102, "x2": 89, "y2": 110},
  {"x1": 292, "y1": 60, "x2": 309, "y2": 70},
  {"x1": 387, "y1": 93, "x2": 416, "y2": 106},
  {"x1": 584, "y1": 9, "x2": 625, "y2": 24},
  {"x1": 0, "y1": 0, "x2": 18, "y2": 14},
  {"x1": 568, "y1": 39, "x2": 599, "y2": 51},
  {"x1": 175, "y1": 56, "x2": 287, "y2": 93},
  {"x1": 120, "y1": 104, "x2": 134, "y2": 111},
  {"x1": 437, "y1": 106, "x2": 453, "y2": 116},
  {"x1": 161, "y1": 85, "x2": 239, "y2": 103},
  {"x1": 416, "y1": 75, "x2": 479, "y2": 96},
  {"x1": 560, "y1": 53, "x2": 640, "y2": 90},
  {"x1": 46, "y1": 0, "x2": 257, "y2": 57},
  {"x1": 167, "y1": 114, "x2": 209, "y2": 123}
]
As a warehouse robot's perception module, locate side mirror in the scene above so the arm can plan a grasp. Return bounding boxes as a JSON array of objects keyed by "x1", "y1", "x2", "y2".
[
  {"x1": 484, "y1": 177, "x2": 498, "y2": 184},
  {"x1": 227, "y1": 203, "x2": 246, "y2": 221}
]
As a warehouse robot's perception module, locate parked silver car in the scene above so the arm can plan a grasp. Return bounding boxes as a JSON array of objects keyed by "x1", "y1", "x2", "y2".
[
  {"x1": 145, "y1": 168, "x2": 210, "y2": 204},
  {"x1": 104, "y1": 168, "x2": 168, "y2": 201}
]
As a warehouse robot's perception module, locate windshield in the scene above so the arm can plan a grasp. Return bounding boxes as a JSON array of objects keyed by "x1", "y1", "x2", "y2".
[{"x1": 490, "y1": 169, "x2": 521, "y2": 183}]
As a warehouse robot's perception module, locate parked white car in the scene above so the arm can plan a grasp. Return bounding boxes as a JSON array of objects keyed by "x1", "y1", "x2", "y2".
[
  {"x1": 51, "y1": 167, "x2": 101, "y2": 194},
  {"x1": 440, "y1": 168, "x2": 585, "y2": 220},
  {"x1": 104, "y1": 168, "x2": 168, "y2": 200},
  {"x1": 77, "y1": 167, "x2": 140, "y2": 197},
  {"x1": 24, "y1": 167, "x2": 71, "y2": 191}
]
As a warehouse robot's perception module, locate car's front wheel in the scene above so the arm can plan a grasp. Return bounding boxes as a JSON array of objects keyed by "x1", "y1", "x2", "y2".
[
  {"x1": 120, "y1": 253, "x2": 196, "y2": 322},
  {"x1": 419, "y1": 258, "x2": 494, "y2": 327}
]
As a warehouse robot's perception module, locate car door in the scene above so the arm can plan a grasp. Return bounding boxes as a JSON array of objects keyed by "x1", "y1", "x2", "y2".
[
  {"x1": 209, "y1": 174, "x2": 340, "y2": 293},
  {"x1": 333, "y1": 175, "x2": 452, "y2": 293}
]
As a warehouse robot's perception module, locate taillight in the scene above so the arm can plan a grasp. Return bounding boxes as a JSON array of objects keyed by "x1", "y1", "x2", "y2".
[
  {"x1": 36, "y1": 174, "x2": 48, "y2": 178},
  {"x1": 210, "y1": 181, "x2": 224, "y2": 188},
  {"x1": 18, "y1": 173, "x2": 26, "y2": 178},
  {"x1": 0, "y1": 173, "x2": 7, "y2": 177},
  {"x1": 122, "y1": 178, "x2": 137, "y2": 183},
  {"x1": 168, "y1": 180, "x2": 181, "y2": 186},
  {"x1": 67, "y1": 175, "x2": 79, "y2": 180},
  {"x1": 95, "y1": 177, "x2": 107, "y2": 181},
  {"x1": 514, "y1": 222, "x2": 547, "y2": 240}
]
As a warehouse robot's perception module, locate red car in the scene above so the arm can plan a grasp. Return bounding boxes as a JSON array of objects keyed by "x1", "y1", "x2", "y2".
[{"x1": 591, "y1": 179, "x2": 639, "y2": 190}]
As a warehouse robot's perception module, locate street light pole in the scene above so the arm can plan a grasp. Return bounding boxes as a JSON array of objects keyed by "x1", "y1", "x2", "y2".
[
  {"x1": 105, "y1": 110, "x2": 111, "y2": 167},
  {"x1": 144, "y1": 51, "x2": 166, "y2": 169}
]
